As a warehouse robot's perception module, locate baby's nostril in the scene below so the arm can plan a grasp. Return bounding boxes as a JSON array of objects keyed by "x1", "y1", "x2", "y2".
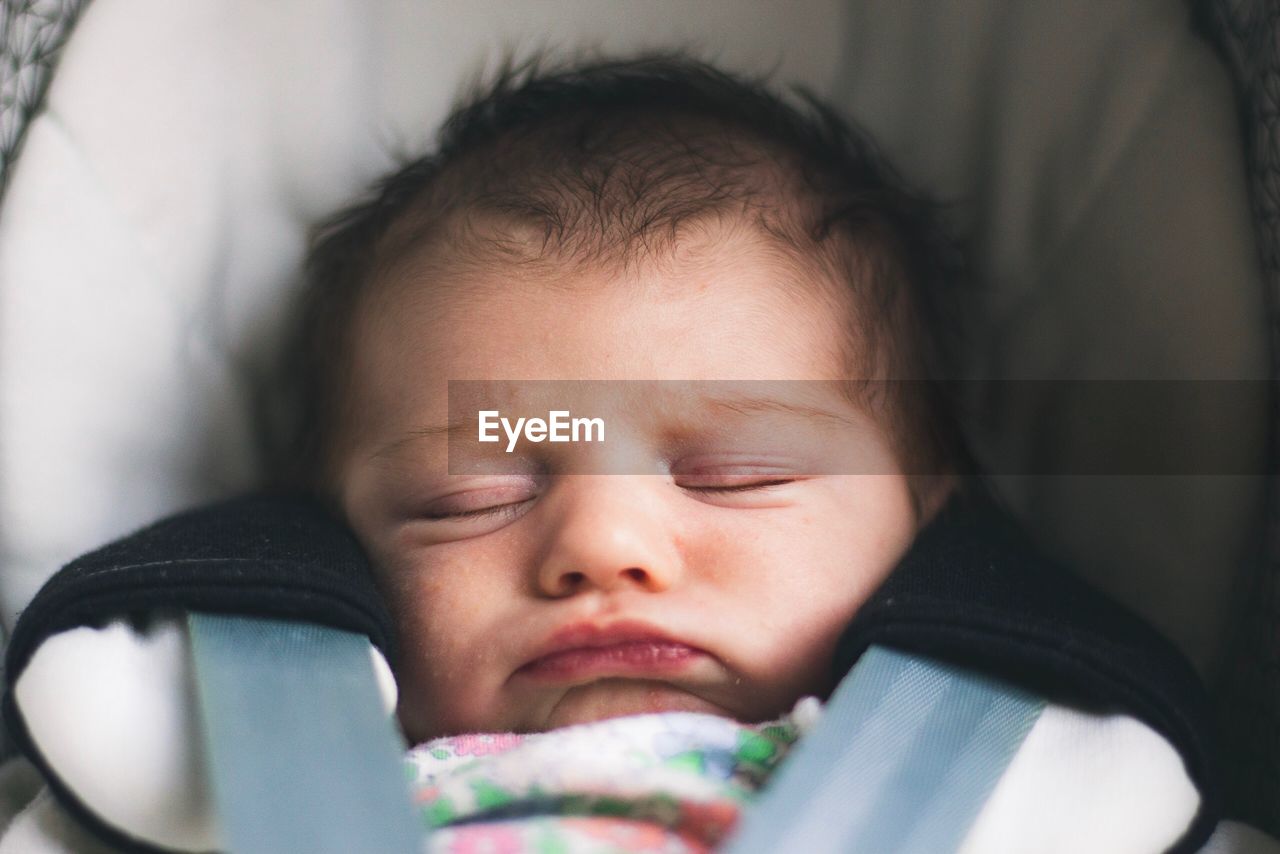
[
  {"x1": 564, "y1": 571, "x2": 586, "y2": 588},
  {"x1": 623, "y1": 568, "x2": 647, "y2": 583}
]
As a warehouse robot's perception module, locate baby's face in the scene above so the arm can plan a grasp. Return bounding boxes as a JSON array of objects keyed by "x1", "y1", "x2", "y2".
[{"x1": 336, "y1": 220, "x2": 920, "y2": 742}]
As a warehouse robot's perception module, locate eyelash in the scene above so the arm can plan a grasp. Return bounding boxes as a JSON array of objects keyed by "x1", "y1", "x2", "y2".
[
  {"x1": 683, "y1": 479, "x2": 795, "y2": 494},
  {"x1": 425, "y1": 502, "x2": 529, "y2": 521}
]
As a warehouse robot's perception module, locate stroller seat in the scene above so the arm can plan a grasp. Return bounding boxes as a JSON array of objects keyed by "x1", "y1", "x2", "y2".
[{"x1": 0, "y1": 0, "x2": 1276, "y2": 850}]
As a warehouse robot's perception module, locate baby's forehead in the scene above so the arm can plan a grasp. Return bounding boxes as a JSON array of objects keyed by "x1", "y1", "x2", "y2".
[
  {"x1": 366, "y1": 211, "x2": 860, "y2": 362},
  {"x1": 345, "y1": 216, "x2": 891, "y2": 447}
]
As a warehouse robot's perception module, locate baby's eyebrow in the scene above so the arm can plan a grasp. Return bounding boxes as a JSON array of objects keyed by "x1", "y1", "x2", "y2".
[
  {"x1": 368, "y1": 421, "x2": 470, "y2": 461},
  {"x1": 695, "y1": 392, "x2": 863, "y2": 428}
]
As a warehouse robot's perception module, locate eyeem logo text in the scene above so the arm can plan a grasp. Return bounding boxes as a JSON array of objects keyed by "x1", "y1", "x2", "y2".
[{"x1": 478, "y1": 410, "x2": 605, "y2": 453}]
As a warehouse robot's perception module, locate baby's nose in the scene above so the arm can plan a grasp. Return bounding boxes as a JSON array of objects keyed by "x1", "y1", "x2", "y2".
[
  {"x1": 533, "y1": 478, "x2": 682, "y2": 597},
  {"x1": 545, "y1": 563, "x2": 666, "y2": 596}
]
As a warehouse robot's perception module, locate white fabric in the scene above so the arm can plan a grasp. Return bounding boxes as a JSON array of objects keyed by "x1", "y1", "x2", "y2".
[
  {"x1": 12, "y1": 617, "x2": 397, "y2": 852},
  {"x1": 959, "y1": 704, "x2": 1201, "y2": 854},
  {"x1": 0, "y1": 0, "x2": 1266, "y2": 681}
]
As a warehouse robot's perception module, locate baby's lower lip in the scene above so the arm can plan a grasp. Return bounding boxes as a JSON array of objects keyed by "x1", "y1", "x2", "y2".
[{"x1": 518, "y1": 642, "x2": 705, "y2": 681}]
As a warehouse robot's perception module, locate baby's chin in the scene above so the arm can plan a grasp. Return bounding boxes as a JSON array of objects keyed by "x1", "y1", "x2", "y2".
[
  {"x1": 402, "y1": 679, "x2": 747, "y2": 742},
  {"x1": 539, "y1": 678, "x2": 736, "y2": 730}
]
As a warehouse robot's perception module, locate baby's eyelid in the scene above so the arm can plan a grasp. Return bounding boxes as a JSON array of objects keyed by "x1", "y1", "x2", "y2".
[
  {"x1": 671, "y1": 460, "x2": 802, "y2": 485},
  {"x1": 675, "y1": 473, "x2": 799, "y2": 491},
  {"x1": 668, "y1": 454, "x2": 802, "y2": 476},
  {"x1": 420, "y1": 482, "x2": 538, "y2": 519}
]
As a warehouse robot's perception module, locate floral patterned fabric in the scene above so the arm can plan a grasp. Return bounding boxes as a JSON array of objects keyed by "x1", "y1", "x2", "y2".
[{"x1": 404, "y1": 697, "x2": 823, "y2": 853}]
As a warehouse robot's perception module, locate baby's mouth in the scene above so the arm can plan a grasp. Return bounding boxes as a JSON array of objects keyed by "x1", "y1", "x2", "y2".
[
  {"x1": 514, "y1": 618, "x2": 715, "y2": 684},
  {"x1": 516, "y1": 640, "x2": 705, "y2": 681}
]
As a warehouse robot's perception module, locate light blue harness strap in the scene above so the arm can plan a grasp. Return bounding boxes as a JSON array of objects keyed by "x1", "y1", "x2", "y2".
[
  {"x1": 723, "y1": 645, "x2": 1046, "y2": 854},
  {"x1": 186, "y1": 612, "x2": 422, "y2": 854}
]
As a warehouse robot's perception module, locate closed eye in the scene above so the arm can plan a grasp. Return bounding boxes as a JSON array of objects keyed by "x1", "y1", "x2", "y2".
[
  {"x1": 417, "y1": 480, "x2": 540, "y2": 522},
  {"x1": 423, "y1": 501, "x2": 530, "y2": 520},
  {"x1": 683, "y1": 479, "x2": 795, "y2": 493}
]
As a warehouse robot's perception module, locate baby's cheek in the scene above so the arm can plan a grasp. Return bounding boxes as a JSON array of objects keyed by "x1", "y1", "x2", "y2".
[
  {"x1": 394, "y1": 621, "x2": 495, "y2": 742},
  {"x1": 754, "y1": 597, "x2": 846, "y2": 675},
  {"x1": 390, "y1": 574, "x2": 518, "y2": 739},
  {"x1": 677, "y1": 516, "x2": 765, "y2": 587}
]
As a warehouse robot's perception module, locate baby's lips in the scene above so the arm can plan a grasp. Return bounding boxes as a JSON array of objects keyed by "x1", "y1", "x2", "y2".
[
  {"x1": 518, "y1": 640, "x2": 706, "y2": 681},
  {"x1": 516, "y1": 617, "x2": 709, "y2": 675}
]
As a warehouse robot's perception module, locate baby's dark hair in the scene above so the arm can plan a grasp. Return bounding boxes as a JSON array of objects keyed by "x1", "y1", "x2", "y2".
[{"x1": 277, "y1": 51, "x2": 973, "y2": 509}]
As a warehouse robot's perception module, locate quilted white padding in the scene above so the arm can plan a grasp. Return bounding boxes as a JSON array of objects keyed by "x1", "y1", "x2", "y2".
[{"x1": 0, "y1": 0, "x2": 1267, "y2": 681}]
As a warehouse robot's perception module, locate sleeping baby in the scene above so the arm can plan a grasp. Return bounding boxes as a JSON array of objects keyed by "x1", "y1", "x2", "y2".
[
  {"x1": 282, "y1": 52, "x2": 967, "y2": 850},
  {"x1": 0, "y1": 50, "x2": 1223, "y2": 854}
]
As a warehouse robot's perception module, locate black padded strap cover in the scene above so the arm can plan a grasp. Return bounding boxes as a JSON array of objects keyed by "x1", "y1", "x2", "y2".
[
  {"x1": 836, "y1": 485, "x2": 1221, "y2": 854},
  {"x1": 4, "y1": 492, "x2": 395, "y2": 683}
]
